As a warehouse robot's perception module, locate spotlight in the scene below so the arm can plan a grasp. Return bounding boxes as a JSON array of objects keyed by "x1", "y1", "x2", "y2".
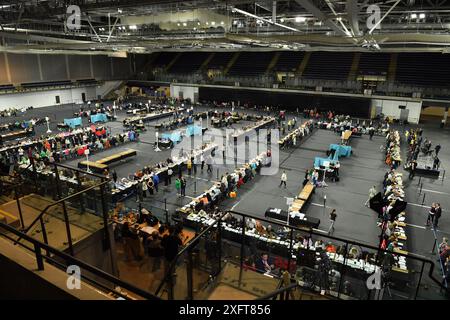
[
  {"x1": 129, "y1": 25, "x2": 137, "y2": 30},
  {"x1": 410, "y1": 13, "x2": 417, "y2": 19},
  {"x1": 295, "y1": 16, "x2": 306, "y2": 23},
  {"x1": 419, "y1": 13, "x2": 425, "y2": 19},
  {"x1": 280, "y1": 18, "x2": 285, "y2": 23},
  {"x1": 183, "y1": 22, "x2": 187, "y2": 26},
  {"x1": 211, "y1": 21, "x2": 215, "y2": 25}
]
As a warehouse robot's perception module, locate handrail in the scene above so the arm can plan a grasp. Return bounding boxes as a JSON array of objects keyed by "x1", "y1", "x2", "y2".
[
  {"x1": 154, "y1": 210, "x2": 228, "y2": 297},
  {"x1": 226, "y1": 210, "x2": 449, "y2": 295},
  {"x1": 256, "y1": 282, "x2": 299, "y2": 300},
  {"x1": 431, "y1": 225, "x2": 448, "y2": 289},
  {"x1": 0, "y1": 220, "x2": 159, "y2": 300},
  {"x1": 15, "y1": 180, "x2": 110, "y2": 244}
]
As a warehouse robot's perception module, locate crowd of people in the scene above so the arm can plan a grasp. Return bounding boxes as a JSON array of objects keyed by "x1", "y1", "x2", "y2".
[
  {"x1": 405, "y1": 127, "x2": 442, "y2": 177},
  {"x1": 0, "y1": 126, "x2": 138, "y2": 171},
  {"x1": 0, "y1": 117, "x2": 43, "y2": 133},
  {"x1": 0, "y1": 106, "x2": 33, "y2": 118}
]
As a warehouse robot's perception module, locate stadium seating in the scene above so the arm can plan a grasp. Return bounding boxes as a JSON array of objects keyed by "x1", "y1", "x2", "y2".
[{"x1": 302, "y1": 52, "x2": 353, "y2": 80}]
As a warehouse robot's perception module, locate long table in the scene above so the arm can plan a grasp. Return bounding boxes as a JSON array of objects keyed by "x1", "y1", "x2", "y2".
[
  {"x1": 110, "y1": 142, "x2": 218, "y2": 202},
  {"x1": 232, "y1": 117, "x2": 275, "y2": 140},
  {"x1": 0, "y1": 129, "x2": 33, "y2": 143},
  {"x1": 123, "y1": 110, "x2": 174, "y2": 126},
  {"x1": 78, "y1": 149, "x2": 137, "y2": 172},
  {"x1": 265, "y1": 208, "x2": 320, "y2": 229},
  {"x1": 177, "y1": 152, "x2": 268, "y2": 215}
]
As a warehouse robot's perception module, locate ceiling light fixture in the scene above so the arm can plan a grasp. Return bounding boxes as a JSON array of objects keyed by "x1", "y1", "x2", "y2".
[
  {"x1": 295, "y1": 16, "x2": 306, "y2": 23},
  {"x1": 129, "y1": 25, "x2": 137, "y2": 30},
  {"x1": 410, "y1": 13, "x2": 417, "y2": 19},
  {"x1": 211, "y1": 21, "x2": 216, "y2": 25},
  {"x1": 419, "y1": 13, "x2": 425, "y2": 19},
  {"x1": 280, "y1": 18, "x2": 285, "y2": 23}
]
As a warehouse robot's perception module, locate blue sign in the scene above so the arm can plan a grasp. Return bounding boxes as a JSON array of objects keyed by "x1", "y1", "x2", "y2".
[
  {"x1": 64, "y1": 117, "x2": 82, "y2": 128},
  {"x1": 91, "y1": 113, "x2": 108, "y2": 123}
]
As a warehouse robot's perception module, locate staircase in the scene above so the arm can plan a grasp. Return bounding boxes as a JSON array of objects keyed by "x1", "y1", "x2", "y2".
[
  {"x1": 200, "y1": 262, "x2": 280, "y2": 300},
  {"x1": 0, "y1": 193, "x2": 104, "y2": 251},
  {"x1": 388, "y1": 53, "x2": 398, "y2": 82},
  {"x1": 223, "y1": 52, "x2": 241, "y2": 76},
  {"x1": 296, "y1": 52, "x2": 311, "y2": 76},
  {"x1": 266, "y1": 52, "x2": 281, "y2": 74},
  {"x1": 348, "y1": 52, "x2": 361, "y2": 80}
]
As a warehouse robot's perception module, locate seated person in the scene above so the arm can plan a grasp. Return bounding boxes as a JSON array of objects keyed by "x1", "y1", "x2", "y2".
[{"x1": 255, "y1": 253, "x2": 275, "y2": 273}]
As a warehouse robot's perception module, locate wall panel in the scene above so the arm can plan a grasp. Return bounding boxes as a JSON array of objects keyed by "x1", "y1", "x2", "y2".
[
  {"x1": 40, "y1": 54, "x2": 68, "y2": 81},
  {"x1": 7, "y1": 53, "x2": 40, "y2": 83},
  {"x1": 68, "y1": 55, "x2": 92, "y2": 79}
]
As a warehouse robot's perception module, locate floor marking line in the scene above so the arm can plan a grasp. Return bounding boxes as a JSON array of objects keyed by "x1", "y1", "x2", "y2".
[
  {"x1": 405, "y1": 223, "x2": 427, "y2": 230},
  {"x1": 421, "y1": 188, "x2": 450, "y2": 196},
  {"x1": 408, "y1": 202, "x2": 449, "y2": 212},
  {"x1": 230, "y1": 201, "x2": 241, "y2": 210}
]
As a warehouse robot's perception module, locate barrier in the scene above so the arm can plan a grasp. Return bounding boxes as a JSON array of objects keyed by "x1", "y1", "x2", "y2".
[
  {"x1": 90, "y1": 113, "x2": 108, "y2": 123},
  {"x1": 63, "y1": 117, "x2": 82, "y2": 128}
]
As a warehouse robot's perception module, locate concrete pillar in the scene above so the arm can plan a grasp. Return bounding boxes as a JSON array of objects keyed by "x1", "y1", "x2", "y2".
[{"x1": 443, "y1": 107, "x2": 448, "y2": 126}]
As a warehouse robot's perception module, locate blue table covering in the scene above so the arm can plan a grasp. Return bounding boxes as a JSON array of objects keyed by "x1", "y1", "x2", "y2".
[
  {"x1": 90, "y1": 113, "x2": 108, "y2": 123},
  {"x1": 64, "y1": 117, "x2": 82, "y2": 128},
  {"x1": 329, "y1": 144, "x2": 352, "y2": 157},
  {"x1": 186, "y1": 125, "x2": 202, "y2": 136},
  {"x1": 161, "y1": 131, "x2": 182, "y2": 143}
]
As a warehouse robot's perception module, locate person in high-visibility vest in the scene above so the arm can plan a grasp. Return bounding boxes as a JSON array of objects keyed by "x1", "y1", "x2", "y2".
[{"x1": 175, "y1": 178, "x2": 181, "y2": 197}]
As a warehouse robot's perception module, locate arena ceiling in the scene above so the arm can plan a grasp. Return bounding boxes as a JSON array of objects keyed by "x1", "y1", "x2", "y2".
[{"x1": 1, "y1": 0, "x2": 450, "y2": 55}]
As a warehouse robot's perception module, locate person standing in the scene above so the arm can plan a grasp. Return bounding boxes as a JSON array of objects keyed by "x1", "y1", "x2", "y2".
[
  {"x1": 207, "y1": 156, "x2": 213, "y2": 173},
  {"x1": 435, "y1": 144, "x2": 441, "y2": 156},
  {"x1": 365, "y1": 186, "x2": 377, "y2": 207},
  {"x1": 426, "y1": 203, "x2": 436, "y2": 226},
  {"x1": 112, "y1": 170, "x2": 118, "y2": 183},
  {"x1": 369, "y1": 127, "x2": 375, "y2": 140},
  {"x1": 175, "y1": 178, "x2": 181, "y2": 197},
  {"x1": 279, "y1": 171, "x2": 287, "y2": 188},
  {"x1": 180, "y1": 176, "x2": 186, "y2": 197},
  {"x1": 141, "y1": 178, "x2": 148, "y2": 199},
  {"x1": 433, "y1": 156, "x2": 440, "y2": 170},
  {"x1": 161, "y1": 226, "x2": 182, "y2": 277},
  {"x1": 200, "y1": 153, "x2": 205, "y2": 171},
  {"x1": 409, "y1": 160, "x2": 417, "y2": 180},
  {"x1": 187, "y1": 158, "x2": 192, "y2": 176},
  {"x1": 136, "y1": 180, "x2": 144, "y2": 203},
  {"x1": 328, "y1": 209, "x2": 337, "y2": 234},
  {"x1": 434, "y1": 203, "x2": 442, "y2": 228},
  {"x1": 167, "y1": 167, "x2": 173, "y2": 185}
]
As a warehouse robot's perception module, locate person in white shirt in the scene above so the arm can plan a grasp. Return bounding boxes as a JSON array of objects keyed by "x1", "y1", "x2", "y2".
[
  {"x1": 279, "y1": 171, "x2": 287, "y2": 188},
  {"x1": 365, "y1": 185, "x2": 377, "y2": 207}
]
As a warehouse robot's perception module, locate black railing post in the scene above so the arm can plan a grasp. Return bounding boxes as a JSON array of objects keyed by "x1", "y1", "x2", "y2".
[
  {"x1": 238, "y1": 216, "x2": 246, "y2": 286},
  {"x1": 39, "y1": 216, "x2": 49, "y2": 245},
  {"x1": 31, "y1": 157, "x2": 39, "y2": 193},
  {"x1": 34, "y1": 243, "x2": 44, "y2": 271},
  {"x1": 100, "y1": 184, "x2": 111, "y2": 250},
  {"x1": 415, "y1": 261, "x2": 425, "y2": 300},
  {"x1": 337, "y1": 242, "x2": 349, "y2": 299},
  {"x1": 217, "y1": 216, "x2": 222, "y2": 274},
  {"x1": 74, "y1": 171, "x2": 85, "y2": 214},
  {"x1": 186, "y1": 248, "x2": 194, "y2": 300},
  {"x1": 288, "y1": 227, "x2": 294, "y2": 273},
  {"x1": 61, "y1": 201, "x2": 74, "y2": 256},
  {"x1": 422, "y1": 193, "x2": 426, "y2": 206},
  {"x1": 53, "y1": 163, "x2": 74, "y2": 256},
  {"x1": 14, "y1": 187, "x2": 25, "y2": 229}
]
